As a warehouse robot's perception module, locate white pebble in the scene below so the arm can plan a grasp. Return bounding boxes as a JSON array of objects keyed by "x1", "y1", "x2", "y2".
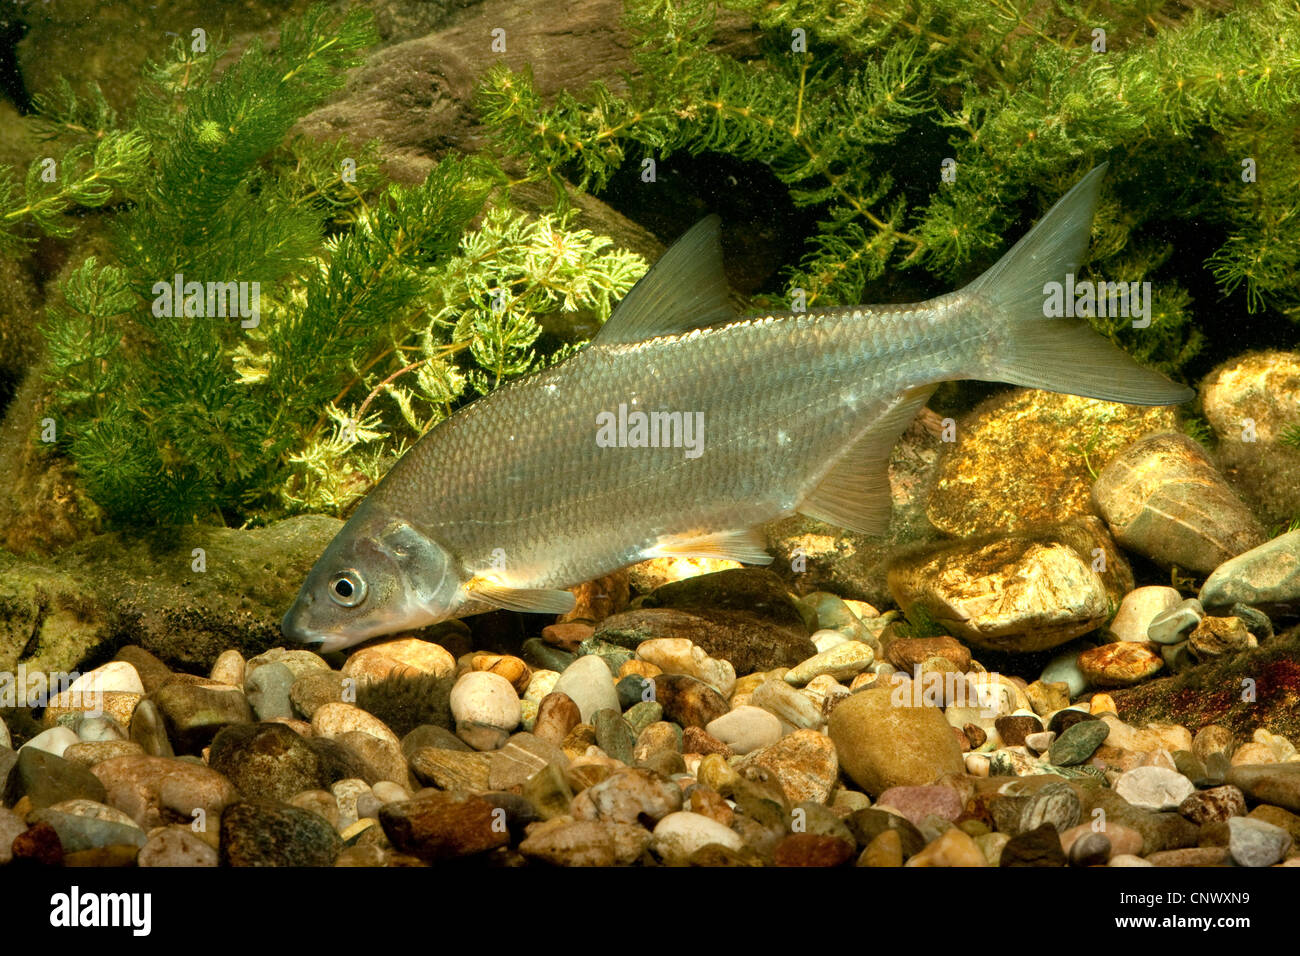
[{"x1": 449, "y1": 672, "x2": 521, "y2": 730}]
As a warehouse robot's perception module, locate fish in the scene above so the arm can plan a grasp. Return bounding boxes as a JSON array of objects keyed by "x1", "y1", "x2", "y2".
[{"x1": 282, "y1": 164, "x2": 1194, "y2": 653}]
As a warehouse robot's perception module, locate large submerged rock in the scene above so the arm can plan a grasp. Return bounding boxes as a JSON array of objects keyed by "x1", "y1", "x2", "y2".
[{"x1": 0, "y1": 516, "x2": 341, "y2": 674}]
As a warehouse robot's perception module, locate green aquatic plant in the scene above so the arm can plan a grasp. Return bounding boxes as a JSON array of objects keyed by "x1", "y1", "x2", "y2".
[
  {"x1": 2, "y1": 5, "x2": 646, "y2": 527},
  {"x1": 481, "y1": 0, "x2": 1300, "y2": 373}
]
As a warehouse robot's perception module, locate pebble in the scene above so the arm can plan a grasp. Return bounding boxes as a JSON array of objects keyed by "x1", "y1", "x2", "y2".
[
  {"x1": 519, "y1": 818, "x2": 651, "y2": 866},
  {"x1": 1040, "y1": 643, "x2": 1089, "y2": 697},
  {"x1": 137, "y1": 826, "x2": 219, "y2": 867},
  {"x1": 1178, "y1": 785, "x2": 1246, "y2": 824},
  {"x1": 210, "y1": 650, "x2": 245, "y2": 687},
  {"x1": 652, "y1": 674, "x2": 729, "y2": 729},
  {"x1": 1018, "y1": 782, "x2": 1081, "y2": 833},
  {"x1": 1077, "y1": 642, "x2": 1163, "y2": 687},
  {"x1": 1109, "y1": 586, "x2": 1182, "y2": 641},
  {"x1": 635, "y1": 638, "x2": 736, "y2": 697},
  {"x1": 885, "y1": 636, "x2": 971, "y2": 674},
  {"x1": 994, "y1": 713, "x2": 1042, "y2": 747},
  {"x1": 524, "y1": 669, "x2": 561, "y2": 703},
  {"x1": 651, "y1": 811, "x2": 744, "y2": 864},
  {"x1": 1200, "y1": 529, "x2": 1300, "y2": 609},
  {"x1": 152, "y1": 682, "x2": 253, "y2": 751},
  {"x1": 533, "y1": 692, "x2": 582, "y2": 747},
  {"x1": 245, "y1": 661, "x2": 295, "y2": 720},
  {"x1": 812, "y1": 628, "x2": 851, "y2": 653},
  {"x1": 623, "y1": 700, "x2": 663, "y2": 737},
  {"x1": 552, "y1": 655, "x2": 620, "y2": 723},
  {"x1": 409, "y1": 748, "x2": 491, "y2": 791},
  {"x1": 773, "y1": 833, "x2": 855, "y2": 866},
  {"x1": 1147, "y1": 597, "x2": 1204, "y2": 644},
  {"x1": 488, "y1": 733, "x2": 568, "y2": 791},
  {"x1": 860, "y1": 828, "x2": 903, "y2": 867},
  {"x1": 735, "y1": 729, "x2": 839, "y2": 804},
  {"x1": 1188, "y1": 616, "x2": 1253, "y2": 659},
  {"x1": 1115, "y1": 766, "x2": 1196, "y2": 811},
  {"x1": 827, "y1": 687, "x2": 965, "y2": 797},
  {"x1": 378, "y1": 791, "x2": 509, "y2": 861},
  {"x1": 21, "y1": 726, "x2": 79, "y2": 758},
  {"x1": 783, "y1": 642, "x2": 875, "y2": 685},
  {"x1": 62, "y1": 740, "x2": 145, "y2": 766},
  {"x1": 750, "y1": 679, "x2": 823, "y2": 729},
  {"x1": 1068, "y1": 831, "x2": 1112, "y2": 866},
  {"x1": 7, "y1": 746, "x2": 107, "y2": 808},
  {"x1": 67, "y1": 661, "x2": 146, "y2": 697},
  {"x1": 448, "y1": 672, "x2": 521, "y2": 731},
  {"x1": 1227, "y1": 816, "x2": 1293, "y2": 867},
  {"x1": 705, "y1": 706, "x2": 782, "y2": 755},
  {"x1": 904, "y1": 826, "x2": 986, "y2": 867},
  {"x1": 616, "y1": 674, "x2": 654, "y2": 709},
  {"x1": 999, "y1": 823, "x2": 1067, "y2": 867},
  {"x1": 28, "y1": 806, "x2": 147, "y2": 852},
  {"x1": 1024, "y1": 680, "x2": 1071, "y2": 717},
  {"x1": 91, "y1": 754, "x2": 239, "y2": 830},
  {"x1": 220, "y1": 800, "x2": 343, "y2": 866},
  {"x1": 470, "y1": 654, "x2": 532, "y2": 694},
  {"x1": 1024, "y1": 731, "x2": 1056, "y2": 754},
  {"x1": 75, "y1": 715, "x2": 127, "y2": 742},
  {"x1": 287, "y1": 671, "x2": 347, "y2": 719},
  {"x1": 207, "y1": 722, "x2": 331, "y2": 801},
  {"x1": 1048, "y1": 719, "x2": 1109, "y2": 766},
  {"x1": 1225, "y1": 764, "x2": 1300, "y2": 813},
  {"x1": 290, "y1": 789, "x2": 342, "y2": 828},
  {"x1": 681, "y1": 726, "x2": 731, "y2": 757},
  {"x1": 572, "y1": 768, "x2": 682, "y2": 824},
  {"x1": 875, "y1": 785, "x2": 963, "y2": 827},
  {"x1": 592, "y1": 709, "x2": 636, "y2": 764}
]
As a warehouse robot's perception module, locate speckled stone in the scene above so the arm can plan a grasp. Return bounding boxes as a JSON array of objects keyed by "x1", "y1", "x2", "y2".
[
  {"x1": 1077, "y1": 642, "x2": 1163, "y2": 687},
  {"x1": 220, "y1": 800, "x2": 343, "y2": 866},
  {"x1": 1228, "y1": 816, "x2": 1293, "y2": 867},
  {"x1": 1179, "y1": 785, "x2": 1246, "y2": 825}
]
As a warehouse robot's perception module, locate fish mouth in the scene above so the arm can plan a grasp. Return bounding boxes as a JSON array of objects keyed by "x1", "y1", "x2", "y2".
[{"x1": 281, "y1": 608, "x2": 351, "y2": 654}]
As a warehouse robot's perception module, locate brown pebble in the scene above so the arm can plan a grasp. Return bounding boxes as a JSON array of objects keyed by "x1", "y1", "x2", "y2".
[
  {"x1": 687, "y1": 787, "x2": 734, "y2": 827},
  {"x1": 1077, "y1": 642, "x2": 1163, "y2": 687},
  {"x1": 471, "y1": 654, "x2": 532, "y2": 694},
  {"x1": 859, "y1": 829, "x2": 903, "y2": 867},
  {"x1": 541, "y1": 621, "x2": 594, "y2": 651},
  {"x1": 682, "y1": 726, "x2": 733, "y2": 758},
  {"x1": 533, "y1": 692, "x2": 582, "y2": 747},
  {"x1": 11, "y1": 822, "x2": 62, "y2": 865},
  {"x1": 886, "y1": 636, "x2": 971, "y2": 673},
  {"x1": 964, "y1": 723, "x2": 988, "y2": 748},
  {"x1": 773, "y1": 833, "x2": 855, "y2": 867}
]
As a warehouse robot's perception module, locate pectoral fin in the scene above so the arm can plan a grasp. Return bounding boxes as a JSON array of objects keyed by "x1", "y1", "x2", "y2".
[
  {"x1": 643, "y1": 528, "x2": 773, "y2": 565},
  {"x1": 798, "y1": 385, "x2": 936, "y2": 535},
  {"x1": 465, "y1": 576, "x2": 577, "y2": 614}
]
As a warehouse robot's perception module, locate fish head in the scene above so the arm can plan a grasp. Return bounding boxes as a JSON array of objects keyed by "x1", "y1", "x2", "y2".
[{"x1": 281, "y1": 509, "x2": 463, "y2": 653}]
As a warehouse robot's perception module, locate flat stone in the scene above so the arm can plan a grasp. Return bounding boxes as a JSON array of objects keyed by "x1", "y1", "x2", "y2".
[
  {"x1": 1048, "y1": 719, "x2": 1110, "y2": 766},
  {"x1": 705, "y1": 706, "x2": 782, "y2": 756},
  {"x1": 571, "y1": 767, "x2": 682, "y2": 824},
  {"x1": 137, "y1": 826, "x2": 219, "y2": 867},
  {"x1": 488, "y1": 733, "x2": 568, "y2": 790},
  {"x1": 1115, "y1": 766, "x2": 1196, "y2": 811},
  {"x1": 875, "y1": 785, "x2": 963, "y2": 828},
  {"x1": 409, "y1": 748, "x2": 491, "y2": 791},
  {"x1": 378, "y1": 791, "x2": 510, "y2": 861},
  {"x1": 733, "y1": 729, "x2": 839, "y2": 804},
  {"x1": 1227, "y1": 816, "x2": 1293, "y2": 867},
  {"x1": 1077, "y1": 642, "x2": 1163, "y2": 687},
  {"x1": 1200, "y1": 529, "x2": 1300, "y2": 610},
  {"x1": 1147, "y1": 598, "x2": 1204, "y2": 644},
  {"x1": 4, "y1": 746, "x2": 107, "y2": 809},
  {"x1": 152, "y1": 682, "x2": 252, "y2": 752},
  {"x1": 90, "y1": 754, "x2": 239, "y2": 830},
  {"x1": 519, "y1": 817, "x2": 651, "y2": 866}
]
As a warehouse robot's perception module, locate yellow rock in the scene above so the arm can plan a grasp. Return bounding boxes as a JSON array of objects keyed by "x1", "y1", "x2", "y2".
[
  {"x1": 906, "y1": 827, "x2": 986, "y2": 867},
  {"x1": 342, "y1": 638, "x2": 455, "y2": 685},
  {"x1": 859, "y1": 829, "x2": 903, "y2": 867}
]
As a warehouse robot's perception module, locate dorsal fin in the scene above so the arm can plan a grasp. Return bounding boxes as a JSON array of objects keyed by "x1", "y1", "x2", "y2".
[
  {"x1": 592, "y1": 215, "x2": 735, "y2": 345},
  {"x1": 798, "y1": 385, "x2": 937, "y2": 535}
]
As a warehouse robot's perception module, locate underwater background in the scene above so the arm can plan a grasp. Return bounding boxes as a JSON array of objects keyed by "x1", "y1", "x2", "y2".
[{"x1": 0, "y1": 0, "x2": 1298, "y2": 870}]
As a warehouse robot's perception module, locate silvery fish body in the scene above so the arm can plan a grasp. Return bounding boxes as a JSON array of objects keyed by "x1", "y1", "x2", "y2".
[{"x1": 283, "y1": 165, "x2": 1193, "y2": 651}]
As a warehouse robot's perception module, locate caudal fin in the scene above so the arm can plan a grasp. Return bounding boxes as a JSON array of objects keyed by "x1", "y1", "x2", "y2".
[{"x1": 966, "y1": 164, "x2": 1194, "y2": 406}]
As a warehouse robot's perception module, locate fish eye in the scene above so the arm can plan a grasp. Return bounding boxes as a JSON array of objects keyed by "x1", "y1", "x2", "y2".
[{"x1": 328, "y1": 569, "x2": 367, "y2": 608}]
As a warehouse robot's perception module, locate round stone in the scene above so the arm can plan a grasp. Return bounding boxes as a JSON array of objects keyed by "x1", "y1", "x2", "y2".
[{"x1": 447, "y1": 672, "x2": 521, "y2": 731}]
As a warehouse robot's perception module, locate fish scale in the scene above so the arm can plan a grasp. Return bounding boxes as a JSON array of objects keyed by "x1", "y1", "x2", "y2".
[{"x1": 283, "y1": 165, "x2": 1194, "y2": 652}]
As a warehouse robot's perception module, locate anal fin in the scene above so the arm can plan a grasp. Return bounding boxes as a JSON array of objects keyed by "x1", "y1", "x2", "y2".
[
  {"x1": 465, "y1": 576, "x2": 577, "y2": 615},
  {"x1": 798, "y1": 385, "x2": 936, "y2": 535},
  {"x1": 644, "y1": 528, "x2": 773, "y2": 565}
]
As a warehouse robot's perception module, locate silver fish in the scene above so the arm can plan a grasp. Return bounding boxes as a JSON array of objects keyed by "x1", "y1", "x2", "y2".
[{"x1": 283, "y1": 165, "x2": 1192, "y2": 652}]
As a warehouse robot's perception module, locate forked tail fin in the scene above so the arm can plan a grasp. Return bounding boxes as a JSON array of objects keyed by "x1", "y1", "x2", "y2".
[{"x1": 966, "y1": 164, "x2": 1194, "y2": 406}]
